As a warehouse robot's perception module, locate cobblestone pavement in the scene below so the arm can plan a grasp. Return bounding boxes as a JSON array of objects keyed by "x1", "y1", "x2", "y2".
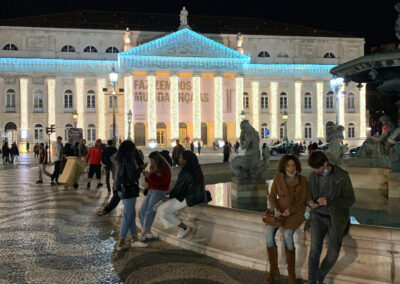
[{"x1": 0, "y1": 160, "x2": 273, "y2": 284}]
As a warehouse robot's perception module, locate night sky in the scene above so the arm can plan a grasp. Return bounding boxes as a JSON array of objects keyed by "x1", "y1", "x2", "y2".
[{"x1": 0, "y1": 0, "x2": 398, "y2": 52}]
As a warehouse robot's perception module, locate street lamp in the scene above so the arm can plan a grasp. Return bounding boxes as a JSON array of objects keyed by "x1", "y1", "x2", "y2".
[
  {"x1": 240, "y1": 110, "x2": 246, "y2": 121},
  {"x1": 282, "y1": 111, "x2": 288, "y2": 144},
  {"x1": 330, "y1": 76, "x2": 344, "y2": 126},
  {"x1": 127, "y1": 110, "x2": 133, "y2": 140},
  {"x1": 72, "y1": 110, "x2": 78, "y2": 128},
  {"x1": 109, "y1": 66, "x2": 119, "y2": 145}
]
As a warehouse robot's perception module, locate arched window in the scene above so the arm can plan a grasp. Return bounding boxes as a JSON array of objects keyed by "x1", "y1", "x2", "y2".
[
  {"x1": 277, "y1": 51, "x2": 289, "y2": 58},
  {"x1": 6, "y1": 89, "x2": 16, "y2": 112},
  {"x1": 109, "y1": 96, "x2": 118, "y2": 110},
  {"x1": 347, "y1": 92, "x2": 355, "y2": 110},
  {"x1": 33, "y1": 90, "x2": 43, "y2": 112},
  {"x1": 324, "y1": 52, "x2": 336, "y2": 58},
  {"x1": 261, "y1": 123, "x2": 268, "y2": 139},
  {"x1": 243, "y1": 92, "x2": 249, "y2": 110},
  {"x1": 348, "y1": 123, "x2": 355, "y2": 138},
  {"x1": 105, "y1": 46, "x2": 119, "y2": 53},
  {"x1": 326, "y1": 91, "x2": 334, "y2": 111},
  {"x1": 83, "y1": 46, "x2": 98, "y2": 53},
  {"x1": 64, "y1": 90, "x2": 73, "y2": 112},
  {"x1": 261, "y1": 92, "x2": 268, "y2": 111},
  {"x1": 109, "y1": 124, "x2": 118, "y2": 139},
  {"x1": 280, "y1": 92, "x2": 287, "y2": 110},
  {"x1": 305, "y1": 123, "x2": 312, "y2": 139},
  {"x1": 304, "y1": 92, "x2": 312, "y2": 111},
  {"x1": 87, "y1": 124, "x2": 96, "y2": 141},
  {"x1": 258, "y1": 51, "x2": 270, "y2": 58},
  {"x1": 64, "y1": 124, "x2": 73, "y2": 141},
  {"x1": 61, "y1": 45, "x2": 75, "y2": 52},
  {"x1": 34, "y1": 124, "x2": 44, "y2": 141},
  {"x1": 86, "y1": 90, "x2": 96, "y2": 112},
  {"x1": 280, "y1": 123, "x2": 285, "y2": 139},
  {"x1": 3, "y1": 44, "x2": 18, "y2": 51}
]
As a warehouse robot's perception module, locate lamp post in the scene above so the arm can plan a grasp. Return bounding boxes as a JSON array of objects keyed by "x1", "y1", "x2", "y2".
[
  {"x1": 330, "y1": 76, "x2": 344, "y2": 126},
  {"x1": 282, "y1": 111, "x2": 288, "y2": 144},
  {"x1": 109, "y1": 66, "x2": 119, "y2": 146},
  {"x1": 72, "y1": 110, "x2": 78, "y2": 128},
  {"x1": 127, "y1": 109, "x2": 132, "y2": 140}
]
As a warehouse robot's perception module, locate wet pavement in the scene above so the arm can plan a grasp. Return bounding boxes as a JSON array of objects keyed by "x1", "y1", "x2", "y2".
[{"x1": 0, "y1": 153, "x2": 272, "y2": 283}]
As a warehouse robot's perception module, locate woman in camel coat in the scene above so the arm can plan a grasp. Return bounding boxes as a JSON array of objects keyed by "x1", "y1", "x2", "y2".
[{"x1": 264, "y1": 154, "x2": 308, "y2": 284}]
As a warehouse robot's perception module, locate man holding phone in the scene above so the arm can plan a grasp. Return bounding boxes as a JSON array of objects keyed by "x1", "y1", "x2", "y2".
[{"x1": 306, "y1": 151, "x2": 355, "y2": 284}]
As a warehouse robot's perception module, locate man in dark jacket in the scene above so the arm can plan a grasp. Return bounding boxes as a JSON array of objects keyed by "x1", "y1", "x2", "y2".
[
  {"x1": 101, "y1": 139, "x2": 117, "y2": 192},
  {"x1": 223, "y1": 141, "x2": 230, "y2": 162},
  {"x1": 306, "y1": 151, "x2": 355, "y2": 284},
  {"x1": 172, "y1": 140, "x2": 185, "y2": 166}
]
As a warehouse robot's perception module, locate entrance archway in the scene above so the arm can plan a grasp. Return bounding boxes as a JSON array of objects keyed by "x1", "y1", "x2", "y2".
[
  {"x1": 156, "y1": 123, "x2": 167, "y2": 147},
  {"x1": 134, "y1": 123, "x2": 146, "y2": 146},
  {"x1": 4, "y1": 122, "x2": 17, "y2": 143},
  {"x1": 179, "y1": 122, "x2": 187, "y2": 145},
  {"x1": 201, "y1": 123, "x2": 207, "y2": 145}
]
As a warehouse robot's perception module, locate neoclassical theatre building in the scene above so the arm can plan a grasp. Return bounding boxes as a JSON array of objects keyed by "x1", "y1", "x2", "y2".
[{"x1": 0, "y1": 10, "x2": 367, "y2": 150}]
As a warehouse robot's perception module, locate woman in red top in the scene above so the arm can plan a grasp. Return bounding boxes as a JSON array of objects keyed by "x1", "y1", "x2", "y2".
[
  {"x1": 138, "y1": 151, "x2": 171, "y2": 241},
  {"x1": 86, "y1": 139, "x2": 103, "y2": 189}
]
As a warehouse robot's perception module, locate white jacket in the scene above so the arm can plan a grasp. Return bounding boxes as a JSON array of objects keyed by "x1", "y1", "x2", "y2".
[{"x1": 52, "y1": 142, "x2": 62, "y2": 162}]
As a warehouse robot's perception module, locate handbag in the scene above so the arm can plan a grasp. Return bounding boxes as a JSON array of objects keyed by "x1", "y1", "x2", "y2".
[{"x1": 262, "y1": 209, "x2": 286, "y2": 228}]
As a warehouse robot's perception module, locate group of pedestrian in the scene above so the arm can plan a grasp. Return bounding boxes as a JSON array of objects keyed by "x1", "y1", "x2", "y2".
[
  {"x1": 189, "y1": 141, "x2": 202, "y2": 155},
  {"x1": 2, "y1": 141, "x2": 19, "y2": 164},
  {"x1": 264, "y1": 151, "x2": 355, "y2": 284}
]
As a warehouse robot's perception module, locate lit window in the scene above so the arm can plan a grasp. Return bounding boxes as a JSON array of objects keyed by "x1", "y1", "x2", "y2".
[
  {"x1": 87, "y1": 124, "x2": 96, "y2": 141},
  {"x1": 64, "y1": 90, "x2": 73, "y2": 111},
  {"x1": 324, "y1": 52, "x2": 336, "y2": 58},
  {"x1": 33, "y1": 90, "x2": 44, "y2": 112},
  {"x1": 304, "y1": 92, "x2": 312, "y2": 110},
  {"x1": 61, "y1": 45, "x2": 75, "y2": 52},
  {"x1": 348, "y1": 123, "x2": 355, "y2": 138},
  {"x1": 86, "y1": 90, "x2": 96, "y2": 111},
  {"x1": 280, "y1": 123, "x2": 285, "y2": 139},
  {"x1": 105, "y1": 46, "x2": 119, "y2": 53},
  {"x1": 34, "y1": 124, "x2": 44, "y2": 140},
  {"x1": 109, "y1": 96, "x2": 118, "y2": 109},
  {"x1": 326, "y1": 91, "x2": 334, "y2": 110},
  {"x1": 261, "y1": 92, "x2": 268, "y2": 110},
  {"x1": 277, "y1": 51, "x2": 289, "y2": 58},
  {"x1": 347, "y1": 92, "x2": 355, "y2": 109},
  {"x1": 280, "y1": 92, "x2": 287, "y2": 110},
  {"x1": 258, "y1": 51, "x2": 270, "y2": 58},
  {"x1": 83, "y1": 46, "x2": 98, "y2": 53},
  {"x1": 6, "y1": 89, "x2": 16, "y2": 112},
  {"x1": 305, "y1": 123, "x2": 312, "y2": 139},
  {"x1": 261, "y1": 123, "x2": 268, "y2": 139},
  {"x1": 3, "y1": 44, "x2": 18, "y2": 51},
  {"x1": 243, "y1": 92, "x2": 249, "y2": 110}
]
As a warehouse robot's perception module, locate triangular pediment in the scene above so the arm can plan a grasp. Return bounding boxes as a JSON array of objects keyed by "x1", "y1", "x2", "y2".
[{"x1": 119, "y1": 29, "x2": 249, "y2": 60}]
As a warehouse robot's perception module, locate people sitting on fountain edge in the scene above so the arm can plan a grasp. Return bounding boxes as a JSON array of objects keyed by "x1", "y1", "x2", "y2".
[
  {"x1": 305, "y1": 151, "x2": 355, "y2": 284},
  {"x1": 265, "y1": 154, "x2": 308, "y2": 284}
]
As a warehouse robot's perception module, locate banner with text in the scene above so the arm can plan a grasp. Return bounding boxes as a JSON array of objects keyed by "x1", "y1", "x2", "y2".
[{"x1": 223, "y1": 77, "x2": 236, "y2": 122}]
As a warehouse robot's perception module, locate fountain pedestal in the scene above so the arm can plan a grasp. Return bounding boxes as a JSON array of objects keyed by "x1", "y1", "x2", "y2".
[{"x1": 231, "y1": 177, "x2": 270, "y2": 211}]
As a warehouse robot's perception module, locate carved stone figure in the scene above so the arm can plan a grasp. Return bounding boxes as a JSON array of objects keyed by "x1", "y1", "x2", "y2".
[
  {"x1": 325, "y1": 122, "x2": 345, "y2": 165},
  {"x1": 356, "y1": 115, "x2": 399, "y2": 158},
  {"x1": 179, "y1": 7, "x2": 189, "y2": 29},
  {"x1": 231, "y1": 120, "x2": 270, "y2": 180},
  {"x1": 236, "y1": 32, "x2": 244, "y2": 54},
  {"x1": 124, "y1": 28, "x2": 132, "y2": 51}
]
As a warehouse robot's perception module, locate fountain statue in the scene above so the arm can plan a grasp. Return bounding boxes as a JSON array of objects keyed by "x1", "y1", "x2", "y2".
[
  {"x1": 178, "y1": 7, "x2": 190, "y2": 30},
  {"x1": 231, "y1": 120, "x2": 270, "y2": 180},
  {"x1": 325, "y1": 122, "x2": 346, "y2": 165}
]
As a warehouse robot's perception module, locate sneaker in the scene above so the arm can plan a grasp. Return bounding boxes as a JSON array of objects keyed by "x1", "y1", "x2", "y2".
[
  {"x1": 116, "y1": 242, "x2": 130, "y2": 251},
  {"x1": 97, "y1": 183, "x2": 103, "y2": 188},
  {"x1": 36, "y1": 180, "x2": 43, "y2": 184},
  {"x1": 50, "y1": 181, "x2": 56, "y2": 185},
  {"x1": 177, "y1": 226, "x2": 191, "y2": 238},
  {"x1": 131, "y1": 241, "x2": 148, "y2": 248},
  {"x1": 137, "y1": 232, "x2": 154, "y2": 241}
]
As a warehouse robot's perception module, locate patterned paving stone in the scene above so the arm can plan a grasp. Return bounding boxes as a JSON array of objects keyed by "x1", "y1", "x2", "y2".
[{"x1": 0, "y1": 154, "x2": 301, "y2": 283}]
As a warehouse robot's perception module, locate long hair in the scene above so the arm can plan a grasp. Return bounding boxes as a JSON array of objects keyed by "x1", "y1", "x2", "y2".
[
  {"x1": 181, "y1": 150, "x2": 204, "y2": 185},
  {"x1": 115, "y1": 140, "x2": 136, "y2": 163},
  {"x1": 149, "y1": 151, "x2": 171, "y2": 175}
]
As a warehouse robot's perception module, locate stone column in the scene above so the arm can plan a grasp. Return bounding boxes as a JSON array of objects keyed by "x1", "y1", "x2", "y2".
[
  {"x1": 97, "y1": 78, "x2": 107, "y2": 140},
  {"x1": 47, "y1": 78, "x2": 56, "y2": 141},
  {"x1": 359, "y1": 83, "x2": 367, "y2": 139},
  {"x1": 294, "y1": 81, "x2": 302, "y2": 140},
  {"x1": 338, "y1": 84, "x2": 345, "y2": 137},
  {"x1": 75, "y1": 78, "x2": 85, "y2": 132},
  {"x1": 19, "y1": 77, "x2": 29, "y2": 153},
  {"x1": 214, "y1": 75, "x2": 223, "y2": 140},
  {"x1": 251, "y1": 81, "x2": 259, "y2": 133},
  {"x1": 235, "y1": 76, "x2": 243, "y2": 139},
  {"x1": 192, "y1": 74, "x2": 201, "y2": 141},
  {"x1": 147, "y1": 73, "x2": 157, "y2": 145},
  {"x1": 270, "y1": 81, "x2": 278, "y2": 139},
  {"x1": 170, "y1": 74, "x2": 179, "y2": 143},
  {"x1": 316, "y1": 82, "x2": 324, "y2": 138},
  {"x1": 124, "y1": 75, "x2": 133, "y2": 140}
]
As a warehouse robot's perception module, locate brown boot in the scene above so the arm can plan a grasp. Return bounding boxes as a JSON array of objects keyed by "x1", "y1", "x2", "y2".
[
  {"x1": 264, "y1": 246, "x2": 280, "y2": 283},
  {"x1": 285, "y1": 249, "x2": 296, "y2": 284}
]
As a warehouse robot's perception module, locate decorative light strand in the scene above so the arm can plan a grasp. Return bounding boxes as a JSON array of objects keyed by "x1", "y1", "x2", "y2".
[
  {"x1": 235, "y1": 76, "x2": 243, "y2": 138},
  {"x1": 97, "y1": 78, "x2": 106, "y2": 140},
  {"x1": 192, "y1": 75, "x2": 201, "y2": 140},
  {"x1": 76, "y1": 78, "x2": 85, "y2": 130},
  {"x1": 251, "y1": 81, "x2": 259, "y2": 133},
  {"x1": 359, "y1": 83, "x2": 367, "y2": 139},
  {"x1": 270, "y1": 82, "x2": 278, "y2": 139},
  {"x1": 214, "y1": 76, "x2": 223, "y2": 140},
  {"x1": 19, "y1": 78, "x2": 29, "y2": 140},
  {"x1": 170, "y1": 75, "x2": 179, "y2": 140},
  {"x1": 147, "y1": 75, "x2": 156, "y2": 140},
  {"x1": 338, "y1": 85, "x2": 345, "y2": 134},
  {"x1": 316, "y1": 82, "x2": 324, "y2": 138},
  {"x1": 295, "y1": 81, "x2": 302, "y2": 139},
  {"x1": 47, "y1": 78, "x2": 56, "y2": 140},
  {"x1": 124, "y1": 76, "x2": 133, "y2": 140}
]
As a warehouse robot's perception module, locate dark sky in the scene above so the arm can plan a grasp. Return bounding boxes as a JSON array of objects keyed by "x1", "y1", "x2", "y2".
[{"x1": 1, "y1": 0, "x2": 398, "y2": 51}]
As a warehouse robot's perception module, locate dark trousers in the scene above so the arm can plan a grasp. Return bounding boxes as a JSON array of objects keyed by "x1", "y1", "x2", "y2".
[
  {"x1": 308, "y1": 213, "x2": 344, "y2": 283},
  {"x1": 51, "y1": 161, "x2": 61, "y2": 182},
  {"x1": 105, "y1": 165, "x2": 113, "y2": 191},
  {"x1": 103, "y1": 190, "x2": 121, "y2": 214},
  {"x1": 223, "y1": 153, "x2": 230, "y2": 162}
]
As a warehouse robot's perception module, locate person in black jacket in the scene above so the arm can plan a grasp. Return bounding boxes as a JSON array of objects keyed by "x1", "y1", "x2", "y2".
[
  {"x1": 2, "y1": 142, "x2": 10, "y2": 164},
  {"x1": 114, "y1": 140, "x2": 148, "y2": 251},
  {"x1": 10, "y1": 142, "x2": 19, "y2": 164},
  {"x1": 157, "y1": 150, "x2": 205, "y2": 239},
  {"x1": 101, "y1": 140, "x2": 117, "y2": 192}
]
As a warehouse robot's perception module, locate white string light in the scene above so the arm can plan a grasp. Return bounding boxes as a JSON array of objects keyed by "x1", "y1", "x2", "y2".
[
  {"x1": 360, "y1": 83, "x2": 367, "y2": 139},
  {"x1": 170, "y1": 75, "x2": 179, "y2": 140},
  {"x1": 251, "y1": 81, "x2": 259, "y2": 133},
  {"x1": 47, "y1": 78, "x2": 56, "y2": 140},
  {"x1": 193, "y1": 75, "x2": 201, "y2": 140},
  {"x1": 76, "y1": 78, "x2": 85, "y2": 130},
  {"x1": 147, "y1": 75, "x2": 156, "y2": 140},
  {"x1": 316, "y1": 82, "x2": 324, "y2": 138},
  {"x1": 124, "y1": 76, "x2": 133, "y2": 140},
  {"x1": 295, "y1": 81, "x2": 302, "y2": 139},
  {"x1": 270, "y1": 82, "x2": 278, "y2": 139},
  {"x1": 214, "y1": 76, "x2": 223, "y2": 140},
  {"x1": 235, "y1": 76, "x2": 243, "y2": 138}
]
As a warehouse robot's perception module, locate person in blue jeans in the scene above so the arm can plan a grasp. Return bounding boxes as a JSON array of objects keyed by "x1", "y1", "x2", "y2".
[
  {"x1": 138, "y1": 151, "x2": 172, "y2": 241},
  {"x1": 113, "y1": 140, "x2": 148, "y2": 251}
]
